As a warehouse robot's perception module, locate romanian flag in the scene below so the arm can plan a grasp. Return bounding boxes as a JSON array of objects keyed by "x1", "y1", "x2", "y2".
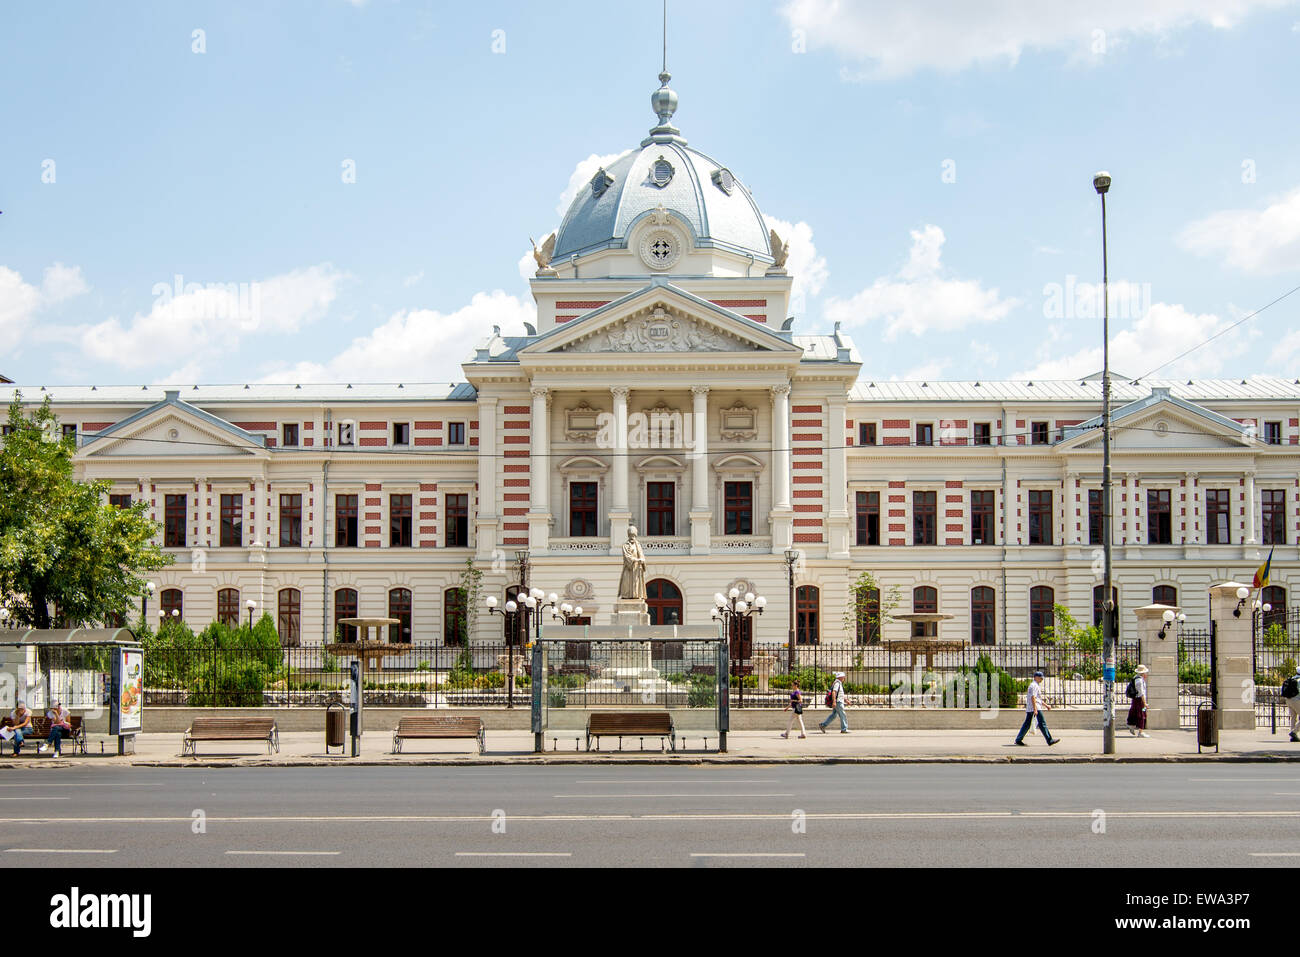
[{"x1": 1253, "y1": 546, "x2": 1274, "y2": 590}]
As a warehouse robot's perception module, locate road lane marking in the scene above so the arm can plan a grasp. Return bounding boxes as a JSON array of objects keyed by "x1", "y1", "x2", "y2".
[
  {"x1": 573, "y1": 779, "x2": 782, "y2": 784},
  {"x1": 455, "y1": 852, "x2": 572, "y2": 858},
  {"x1": 554, "y1": 793, "x2": 795, "y2": 799},
  {"x1": 0, "y1": 797, "x2": 68, "y2": 801},
  {"x1": 225, "y1": 850, "x2": 340, "y2": 856},
  {"x1": 691, "y1": 852, "x2": 805, "y2": 858},
  {"x1": 1188, "y1": 778, "x2": 1300, "y2": 783},
  {"x1": 5, "y1": 848, "x2": 117, "y2": 854},
  {"x1": 1249, "y1": 852, "x2": 1300, "y2": 857}
]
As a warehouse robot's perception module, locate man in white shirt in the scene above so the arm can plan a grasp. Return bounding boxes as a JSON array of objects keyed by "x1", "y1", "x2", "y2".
[
  {"x1": 818, "y1": 672, "x2": 851, "y2": 733},
  {"x1": 1283, "y1": 666, "x2": 1300, "y2": 743},
  {"x1": 1014, "y1": 671, "x2": 1059, "y2": 746}
]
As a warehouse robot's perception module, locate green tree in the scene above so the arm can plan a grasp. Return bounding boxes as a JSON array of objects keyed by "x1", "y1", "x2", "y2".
[
  {"x1": 0, "y1": 393, "x2": 172, "y2": 628},
  {"x1": 842, "y1": 570, "x2": 902, "y2": 643},
  {"x1": 456, "y1": 556, "x2": 484, "y2": 644},
  {"x1": 1040, "y1": 603, "x2": 1102, "y2": 652}
]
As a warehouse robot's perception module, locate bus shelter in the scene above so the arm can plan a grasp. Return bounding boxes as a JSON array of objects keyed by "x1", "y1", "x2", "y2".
[
  {"x1": 0, "y1": 628, "x2": 143, "y2": 754},
  {"x1": 530, "y1": 624, "x2": 728, "y2": 752}
]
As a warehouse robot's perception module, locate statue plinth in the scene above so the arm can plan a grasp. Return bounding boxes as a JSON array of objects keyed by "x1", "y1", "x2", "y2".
[{"x1": 612, "y1": 598, "x2": 650, "y2": 627}]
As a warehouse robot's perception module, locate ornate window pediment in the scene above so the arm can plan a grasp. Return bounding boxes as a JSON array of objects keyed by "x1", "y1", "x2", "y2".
[
  {"x1": 565, "y1": 401, "x2": 603, "y2": 441},
  {"x1": 558, "y1": 455, "x2": 608, "y2": 476},
  {"x1": 720, "y1": 400, "x2": 758, "y2": 440}
]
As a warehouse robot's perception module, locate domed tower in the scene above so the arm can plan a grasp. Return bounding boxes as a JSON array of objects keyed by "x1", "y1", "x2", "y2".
[{"x1": 530, "y1": 71, "x2": 792, "y2": 334}]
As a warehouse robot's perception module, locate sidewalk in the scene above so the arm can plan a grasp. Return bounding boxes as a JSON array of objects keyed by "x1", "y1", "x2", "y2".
[{"x1": 2, "y1": 727, "x2": 1299, "y2": 767}]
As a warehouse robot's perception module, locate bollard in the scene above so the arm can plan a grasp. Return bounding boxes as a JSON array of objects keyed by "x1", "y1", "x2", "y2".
[
  {"x1": 575, "y1": 737, "x2": 580, "y2": 751},
  {"x1": 1272, "y1": 696, "x2": 1277, "y2": 735},
  {"x1": 639, "y1": 737, "x2": 644, "y2": 751}
]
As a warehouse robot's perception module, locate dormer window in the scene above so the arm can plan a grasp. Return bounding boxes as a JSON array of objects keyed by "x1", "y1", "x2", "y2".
[
  {"x1": 650, "y1": 155, "x2": 674, "y2": 188},
  {"x1": 590, "y1": 167, "x2": 614, "y2": 198},
  {"x1": 711, "y1": 168, "x2": 735, "y2": 195}
]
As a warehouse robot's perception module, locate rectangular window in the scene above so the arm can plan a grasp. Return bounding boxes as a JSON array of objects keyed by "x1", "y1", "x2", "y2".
[
  {"x1": 336, "y1": 494, "x2": 359, "y2": 547},
  {"x1": 973, "y1": 422, "x2": 992, "y2": 446},
  {"x1": 282, "y1": 423, "x2": 299, "y2": 447},
  {"x1": 62, "y1": 423, "x2": 77, "y2": 443},
  {"x1": 646, "y1": 482, "x2": 674, "y2": 536},
  {"x1": 913, "y1": 490, "x2": 937, "y2": 545},
  {"x1": 1031, "y1": 421, "x2": 1049, "y2": 445},
  {"x1": 445, "y1": 494, "x2": 469, "y2": 547},
  {"x1": 448, "y1": 422, "x2": 466, "y2": 445},
  {"x1": 724, "y1": 481, "x2": 753, "y2": 535},
  {"x1": 164, "y1": 494, "x2": 187, "y2": 548},
  {"x1": 569, "y1": 482, "x2": 598, "y2": 537},
  {"x1": 390, "y1": 494, "x2": 413, "y2": 547},
  {"x1": 858, "y1": 422, "x2": 876, "y2": 446},
  {"x1": 915, "y1": 423, "x2": 933, "y2": 447},
  {"x1": 1088, "y1": 489, "x2": 1103, "y2": 546},
  {"x1": 392, "y1": 422, "x2": 410, "y2": 446},
  {"x1": 1147, "y1": 488, "x2": 1172, "y2": 544},
  {"x1": 970, "y1": 490, "x2": 995, "y2": 545},
  {"x1": 337, "y1": 422, "x2": 354, "y2": 446},
  {"x1": 109, "y1": 494, "x2": 132, "y2": 509},
  {"x1": 855, "y1": 491, "x2": 880, "y2": 546},
  {"x1": 1262, "y1": 489, "x2": 1287, "y2": 545},
  {"x1": 279, "y1": 494, "x2": 302, "y2": 547},
  {"x1": 1028, "y1": 490, "x2": 1053, "y2": 545},
  {"x1": 1206, "y1": 489, "x2": 1230, "y2": 545},
  {"x1": 1265, "y1": 421, "x2": 1282, "y2": 445},
  {"x1": 219, "y1": 494, "x2": 243, "y2": 548}
]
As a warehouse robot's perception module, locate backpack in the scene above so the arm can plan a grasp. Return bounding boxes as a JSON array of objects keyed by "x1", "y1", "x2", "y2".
[
  {"x1": 824, "y1": 684, "x2": 836, "y2": 708},
  {"x1": 1124, "y1": 678, "x2": 1138, "y2": 699},
  {"x1": 1282, "y1": 676, "x2": 1300, "y2": 700}
]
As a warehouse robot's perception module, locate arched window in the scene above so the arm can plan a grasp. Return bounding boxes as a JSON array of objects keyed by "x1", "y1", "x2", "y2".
[
  {"x1": 334, "y1": 588, "x2": 358, "y2": 642},
  {"x1": 278, "y1": 588, "x2": 301, "y2": 647},
  {"x1": 444, "y1": 588, "x2": 467, "y2": 646},
  {"x1": 160, "y1": 588, "x2": 183, "y2": 621},
  {"x1": 1263, "y1": 585, "x2": 1287, "y2": 630},
  {"x1": 388, "y1": 588, "x2": 412, "y2": 643},
  {"x1": 796, "y1": 585, "x2": 820, "y2": 645},
  {"x1": 854, "y1": 587, "x2": 880, "y2": 645},
  {"x1": 217, "y1": 588, "x2": 240, "y2": 628},
  {"x1": 912, "y1": 586, "x2": 937, "y2": 637},
  {"x1": 1030, "y1": 586, "x2": 1055, "y2": 645},
  {"x1": 971, "y1": 587, "x2": 995, "y2": 646},
  {"x1": 646, "y1": 579, "x2": 683, "y2": 626},
  {"x1": 1153, "y1": 585, "x2": 1177, "y2": 607},
  {"x1": 503, "y1": 586, "x2": 526, "y2": 647}
]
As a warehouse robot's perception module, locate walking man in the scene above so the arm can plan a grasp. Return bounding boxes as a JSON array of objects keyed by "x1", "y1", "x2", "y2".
[
  {"x1": 819, "y1": 671, "x2": 850, "y2": 733},
  {"x1": 1014, "y1": 671, "x2": 1059, "y2": 746},
  {"x1": 1282, "y1": 665, "x2": 1300, "y2": 743}
]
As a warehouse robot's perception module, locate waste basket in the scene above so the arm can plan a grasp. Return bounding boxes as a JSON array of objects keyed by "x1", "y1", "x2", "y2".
[
  {"x1": 1196, "y1": 705, "x2": 1219, "y2": 754},
  {"x1": 325, "y1": 699, "x2": 346, "y2": 754}
]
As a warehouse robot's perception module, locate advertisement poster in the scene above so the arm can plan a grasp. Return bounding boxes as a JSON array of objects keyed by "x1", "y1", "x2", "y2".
[{"x1": 118, "y1": 648, "x2": 143, "y2": 732}]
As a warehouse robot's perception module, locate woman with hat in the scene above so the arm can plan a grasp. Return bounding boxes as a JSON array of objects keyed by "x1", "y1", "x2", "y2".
[{"x1": 1126, "y1": 665, "x2": 1150, "y2": 738}]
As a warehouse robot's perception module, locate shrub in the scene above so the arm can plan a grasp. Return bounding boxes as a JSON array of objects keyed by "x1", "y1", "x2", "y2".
[
  {"x1": 188, "y1": 658, "x2": 270, "y2": 707},
  {"x1": 321, "y1": 651, "x2": 339, "y2": 673},
  {"x1": 688, "y1": 682, "x2": 716, "y2": 708},
  {"x1": 416, "y1": 660, "x2": 431, "y2": 671},
  {"x1": 1262, "y1": 624, "x2": 1292, "y2": 651},
  {"x1": 1179, "y1": 661, "x2": 1211, "y2": 684},
  {"x1": 548, "y1": 689, "x2": 567, "y2": 708},
  {"x1": 770, "y1": 667, "x2": 833, "y2": 692}
]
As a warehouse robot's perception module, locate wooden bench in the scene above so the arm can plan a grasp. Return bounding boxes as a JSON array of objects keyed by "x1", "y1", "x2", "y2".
[
  {"x1": 2, "y1": 715, "x2": 87, "y2": 756},
  {"x1": 392, "y1": 715, "x2": 485, "y2": 754},
  {"x1": 182, "y1": 717, "x2": 279, "y2": 756},
  {"x1": 586, "y1": 712, "x2": 676, "y2": 752}
]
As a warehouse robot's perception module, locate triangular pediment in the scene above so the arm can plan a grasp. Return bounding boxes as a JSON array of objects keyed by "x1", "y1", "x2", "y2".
[
  {"x1": 1059, "y1": 392, "x2": 1251, "y2": 452},
  {"x1": 522, "y1": 282, "x2": 801, "y2": 357},
  {"x1": 77, "y1": 395, "x2": 268, "y2": 460}
]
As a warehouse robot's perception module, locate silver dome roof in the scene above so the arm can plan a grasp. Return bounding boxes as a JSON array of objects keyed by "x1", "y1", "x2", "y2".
[{"x1": 552, "y1": 75, "x2": 772, "y2": 263}]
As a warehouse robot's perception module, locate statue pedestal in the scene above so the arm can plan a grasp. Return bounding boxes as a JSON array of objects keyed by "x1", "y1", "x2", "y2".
[{"x1": 612, "y1": 598, "x2": 650, "y2": 627}]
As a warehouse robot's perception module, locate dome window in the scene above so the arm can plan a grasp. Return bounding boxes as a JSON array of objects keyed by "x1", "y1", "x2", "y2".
[
  {"x1": 589, "y1": 167, "x2": 614, "y2": 199},
  {"x1": 650, "y1": 155, "x2": 675, "y2": 188},
  {"x1": 711, "y1": 168, "x2": 735, "y2": 195}
]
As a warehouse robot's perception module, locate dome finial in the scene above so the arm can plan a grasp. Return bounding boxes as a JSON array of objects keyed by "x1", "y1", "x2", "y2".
[{"x1": 643, "y1": 0, "x2": 684, "y2": 145}]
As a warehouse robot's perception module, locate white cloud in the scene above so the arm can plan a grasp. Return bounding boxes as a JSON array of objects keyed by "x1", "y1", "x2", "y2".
[
  {"x1": 40, "y1": 263, "x2": 89, "y2": 303},
  {"x1": 78, "y1": 263, "x2": 347, "y2": 369},
  {"x1": 257, "y1": 290, "x2": 535, "y2": 384},
  {"x1": 824, "y1": 225, "x2": 1019, "y2": 340},
  {"x1": 764, "y1": 215, "x2": 829, "y2": 316},
  {"x1": 781, "y1": 0, "x2": 1290, "y2": 78},
  {"x1": 402, "y1": 270, "x2": 425, "y2": 288},
  {"x1": 892, "y1": 358, "x2": 952, "y2": 382},
  {"x1": 1178, "y1": 186, "x2": 1300, "y2": 274},
  {"x1": 555, "y1": 151, "x2": 630, "y2": 218},
  {"x1": 0, "y1": 262, "x2": 91, "y2": 352},
  {"x1": 1011, "y1": 301, "x2": 1247, "y2": 380}
]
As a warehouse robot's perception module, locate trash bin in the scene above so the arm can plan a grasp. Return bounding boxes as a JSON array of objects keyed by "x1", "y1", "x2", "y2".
[
  {"x1": 1196, "y1": 705, "x2": 1219, "y2": 754},
  {"x1": 325, "y1": 700, "x2": 346, "y2": 753}
]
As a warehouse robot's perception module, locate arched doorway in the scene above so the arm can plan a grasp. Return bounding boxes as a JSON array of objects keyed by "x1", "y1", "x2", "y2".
[{"x1": 646, "y1": 579, "x2": 683, "y2": 626}]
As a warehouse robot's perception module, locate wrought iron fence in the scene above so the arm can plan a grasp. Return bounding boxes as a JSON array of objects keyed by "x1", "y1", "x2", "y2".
[
  {"x1": 1254, "y1": 606, "x2": 1300, "y2": 731},
  {"x1": 1178, "y1": 629, "x2": 1213, "y2": 728}
]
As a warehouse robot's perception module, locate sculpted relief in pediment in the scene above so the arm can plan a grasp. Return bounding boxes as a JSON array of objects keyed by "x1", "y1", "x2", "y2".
[{"x1": 559, "y1": 309, "x2": 753, "y2": 354}]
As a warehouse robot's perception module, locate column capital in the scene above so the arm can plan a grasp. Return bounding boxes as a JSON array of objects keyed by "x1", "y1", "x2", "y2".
[
  {"x1": 530, "y1": 386, "x2": 549, "y2": 399},
  {"x1": 610, "y1": 386, "x2": 630, "y2": 400},
  {"x1": 478, "y1": 395, "x2": 499, "y2": 408},
  {"x1": 690, "y1": 385, "x2": 710, "y2": 397}
]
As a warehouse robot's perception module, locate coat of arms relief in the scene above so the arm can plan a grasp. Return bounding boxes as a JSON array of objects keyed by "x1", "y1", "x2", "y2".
[{"x1": 559, "y1": 308, "x2": 751, "y2": 354}]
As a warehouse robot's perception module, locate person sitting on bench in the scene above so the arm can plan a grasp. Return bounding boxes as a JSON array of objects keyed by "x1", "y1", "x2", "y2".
[
  {"x1": 39, "y1": 700, "x2": 73, "y2": 756},
  {"x1": 5, "y1": 702, "x2": 34, "y2": 756}
]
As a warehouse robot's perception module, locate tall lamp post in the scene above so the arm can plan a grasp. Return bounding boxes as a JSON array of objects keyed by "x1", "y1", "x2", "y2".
[
  {"x1": 783, "y1": 548, "x2": 799, "y2": 673},
  {"x1": 487, "y1": 587, "x2": 559, "y2": 708},
  {"x1": 142, "y1": 581, "x2": 156, "y2": 621},
  {"x1": 246, "y1": 599, "x2": 257, "y2": 630},
  {"x1": 1094, "y1": 170, "x2": 1116, "y2": 755},
  {"x1": 712, "y1": 587, "x2": 766, "y2": 709}
]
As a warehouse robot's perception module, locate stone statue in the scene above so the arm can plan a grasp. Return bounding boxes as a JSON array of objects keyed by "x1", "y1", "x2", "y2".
[
  {"x1": 530, "y1": 233, "x2": 556, "y2": 272},
  {"x1": 617, "y1": 526, "x2": 647, "y2": 601},
  {"x1": 768, "y1": 228, "x2": 790, "y2": 269}
]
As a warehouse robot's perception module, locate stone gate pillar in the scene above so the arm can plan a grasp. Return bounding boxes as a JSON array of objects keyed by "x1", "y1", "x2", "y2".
[
  {"x1": 1134, "y1": 603, "x2": 1179, "y2": 730},
  {"x1": 1208, "y1": 581, "x2": 1256, "y2": 730}
]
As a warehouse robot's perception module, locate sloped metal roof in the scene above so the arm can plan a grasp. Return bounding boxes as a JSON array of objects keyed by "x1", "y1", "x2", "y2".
[{"x1": 849, "y1": 375, "x2": 1300, "y2": 403}]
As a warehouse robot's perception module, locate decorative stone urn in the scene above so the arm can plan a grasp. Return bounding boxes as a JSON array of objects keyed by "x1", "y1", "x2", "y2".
[{"x1": 753, "y1": 655, "x2": 777, "y2": 693}]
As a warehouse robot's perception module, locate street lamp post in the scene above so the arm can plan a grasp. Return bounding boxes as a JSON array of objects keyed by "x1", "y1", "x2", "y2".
[
  {"x1": 143, "y1": 581, "x2": 156, "y2": 621},
  {"x1": 246, "y1": 599, "x2": 256, "y2": 630},
  {"x1": 784, "y1": 548, "x2": 798, "y2": 674},
  {"x1": 712, "y1": 587, "x2": 766, "y2": 709},
  {"x1": 1094, "y1": 169, "x2": 1116, "y2": 755},
  {"x1": 487, "y1": 587, "x2": 559, "y2": 708}
]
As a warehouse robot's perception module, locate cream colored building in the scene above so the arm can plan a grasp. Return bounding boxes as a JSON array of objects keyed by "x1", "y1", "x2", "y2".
[{"x1": 11, "y1": 74, "x2": 1299, "y2": 646}]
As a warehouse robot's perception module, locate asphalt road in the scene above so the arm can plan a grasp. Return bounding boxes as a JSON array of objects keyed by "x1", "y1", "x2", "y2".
[{"x1": 2, "y1": 765, "x2": 1299, "y2": 867}]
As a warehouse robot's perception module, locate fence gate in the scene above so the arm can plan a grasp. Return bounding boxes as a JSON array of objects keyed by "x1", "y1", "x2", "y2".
[
  {"x1": 1178, "y1": 627, "x2": 1213, "y2": 728},
  {"x1": 1253, "y1": 604, "x2": 1300, "y2": 730}
]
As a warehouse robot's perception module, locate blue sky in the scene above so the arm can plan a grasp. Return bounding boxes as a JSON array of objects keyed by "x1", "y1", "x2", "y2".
[{"x1": 4, "y1": 0, "x2": 1300, "y2": 387}]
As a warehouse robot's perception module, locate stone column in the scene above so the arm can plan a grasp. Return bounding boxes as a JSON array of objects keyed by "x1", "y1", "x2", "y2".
[
  {"x1": 826, "y1": 393, "x2": 851, "y2": 558},
  {"x1": 1127, "y1": 472, "x2": 1141, "y2": 546},
  {"x1": 1001, "y1": 468, "x2": 1015, "y2": 547},
  {"x1": 1208, "y1": 580, "x2": 1256, "y2": 730},
  {"x1": 689, "y1": 386, "x2": 711, "y2": 554},
  {"x1": 609, "y1": 386, "x2": 630, "y2": 550},
  {"x1": 475, "y1": 396, "x2": 499, "y2": 560},
  {"x1": 529, "y1": 387, "x2": 551, "y2": 552},
  {"x1": 1135, "y1": 603, "x2": 1180, "y2": 730},
  {"x1": 770, "y1": 384, "x2": 794, "y2": 554},
  {"x1": 1244, "y1": 472, "x2": 1257, "y2": 545},
  {"x1": 253, "y1": 478, "x2": 267, "y2": 545},
  {"x1": 1183, "y1": 472, "x2": 1198, "y2": 547}
]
